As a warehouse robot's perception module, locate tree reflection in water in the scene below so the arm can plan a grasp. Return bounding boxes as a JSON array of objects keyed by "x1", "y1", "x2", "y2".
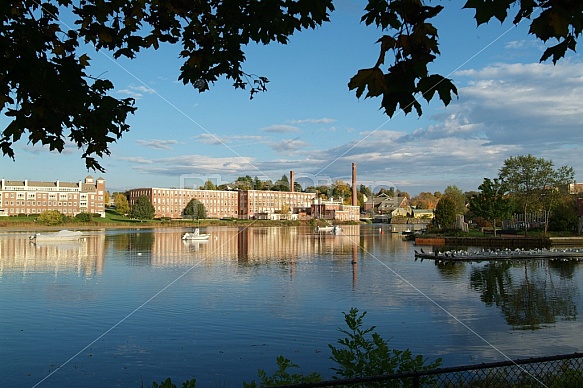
[{"x1": 469, "y1": 260, "x2": 578, "y2": 330}]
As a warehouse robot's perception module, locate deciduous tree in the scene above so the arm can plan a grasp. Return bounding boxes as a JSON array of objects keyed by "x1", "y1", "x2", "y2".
[
  {"x1": 410, "y1": 192, "x2": 439, "y2": 210},
  {"x1": 129, "y1": 195, "x2": 155, "y2": 220},
  {"x1": 499, "y1": 154, "x2": 574, "y2": 235},
  {"x1": 434, "y1": 195, "x2": 456, "y2": 229},
  {"x1": 114, "y1": 193, "x2": 130, "y2": 215},
  {"x1": 470, "y1": 178, "x2": 512, "y2": 237},
  {"x1": 183, "y1": 198, "x2": 207, "y2": 221},
  {"x1": 202, "y1": 180, "x2": 217, "y2": 191},
  {"x1": 443, "y1": 185, "x2": 467, "y2": 215}
]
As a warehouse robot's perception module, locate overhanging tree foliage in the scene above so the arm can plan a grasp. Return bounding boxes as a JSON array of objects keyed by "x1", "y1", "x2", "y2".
[{"x1": 2, "y1": 1, "x2": 581, "y2": 169}]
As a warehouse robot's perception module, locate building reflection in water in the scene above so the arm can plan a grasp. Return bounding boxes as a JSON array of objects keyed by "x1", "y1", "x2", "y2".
[
  {"x1": 0, "y1": 232, "x2": 105, "y2": 278},
  {"x1": 0, "y1": 225, "x2": 378, "y2": 283},
  {"x1": 144, "y1": 225, "x2": 364, "y2": 268}
]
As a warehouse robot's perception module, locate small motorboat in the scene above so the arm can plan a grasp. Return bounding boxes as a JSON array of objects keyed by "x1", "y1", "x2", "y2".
[
  {"x1": 30, "y1": 230, "x2": 83, "y2": 242},
  {"x1": 316, "y1": 225, "x2": 334, "y2": 232},
  {"x1": 182, "y1": 228, "x2": 210, "y2": 241}
]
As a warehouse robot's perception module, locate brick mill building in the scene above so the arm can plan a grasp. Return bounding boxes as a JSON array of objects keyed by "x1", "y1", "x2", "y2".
[
  {"x1": 0, "y1": 176, "x2": 106, "y2": 217},
  {"x1": 126, "y1": 187, "x2": 317, "y2": 220},
  {"x1": 127, "y1": 187, "x2": 239, "y2": 219}
]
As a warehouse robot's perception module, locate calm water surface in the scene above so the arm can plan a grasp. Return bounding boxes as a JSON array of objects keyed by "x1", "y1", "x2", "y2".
[{"x1": 1, "y1": 225, "x2": 582, "y2": 387}]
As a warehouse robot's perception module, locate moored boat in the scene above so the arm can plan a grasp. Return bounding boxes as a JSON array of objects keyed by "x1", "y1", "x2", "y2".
[
  {"x1": 182, "y1": 228, "x2": 210, "y2": 241},
  {"x1": 30, "y1": 230, "x2": 83, "y2": 242}
]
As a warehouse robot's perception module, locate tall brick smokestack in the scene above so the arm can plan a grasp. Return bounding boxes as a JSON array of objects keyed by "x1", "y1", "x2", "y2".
[
  {"x1": 352, "y1": 163, "x2": 357, "y2": 206},
  {"x1": 290, "y1": 170, "x2": 294, "y2": 192}
]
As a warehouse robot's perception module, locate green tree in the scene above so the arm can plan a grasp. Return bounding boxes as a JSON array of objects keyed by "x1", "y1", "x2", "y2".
[
  {"x1": 272, "y1": 175, "x2": 290, "y2": 191},
  {"x1": 359, "y1": 184, "x2": 372, "y2": 198},
  {"x1": 114, "y1": 193, "x2": 130, "y2": 215},
  {"x1": 444, "y1": 185, "x2": 466, "y2": 215},
  {"x1": 253, "y1": 176, "x2": 264, "y2": 190},
  {"x1": 2, "y1": 1, "x2": 581, "y2": 169},
  {"x1": 233, "y1": 176, "x2": 253, "y2": 190},
  {"x1": 376, "y1": 187, "x2": 395, "y2": 197},
  {"x1": 37, "y1": 210, "x2": 64, "y2": 226},
  {"x1": 434, "y1": 195, "x2": 456, "y2": 229},
  {"x1": 549, "y1": 194, "x2": 579, "y2": 232},
  {"x1": 499, "y1": 154, "x2": 574, "y2": 235},
  {"x1": 201, "y1": 180, "x2": 217, "y2": 190},
  {"x1": 331, "y1": 180, "x2": 351, "y2": 203},
  {"x1": 129, "y1": 195, "x2": 155, "y2": 220},
  {"x1": 470, "y1": 178, "x2": 512, "y2": 237},
  {"x1": 183, "y1": 198, "x2": 207, "y2": 221}
]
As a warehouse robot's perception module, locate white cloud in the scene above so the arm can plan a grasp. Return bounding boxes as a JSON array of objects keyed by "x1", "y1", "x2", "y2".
[
  {"x1": 290, "y1": 118, "x2": 337, "y2": 124},
  {"x1": 117, "y1": 85, "x2": 156, "y2": 99},
  {"x1": 136, "y1": 139, "x2": 179, "y2": 150},
  {"x1": 195, "y1": 133, "x2": 265, "y2": 146},
  {"x1": 268, "y1": 138, "x2": 311, "y2": 154},
  {"x1": 260, "y1": 125, "x2": 301, "y2": 133}
]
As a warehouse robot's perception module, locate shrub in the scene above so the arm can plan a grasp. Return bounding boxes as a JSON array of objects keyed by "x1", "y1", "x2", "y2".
[
  {"x1": 37, "y1": 210, "x2": 64, "y2": 226},
  {"x1": 329, "y1": 308, "x2": 442, "y2": 380},
  {"x1": 75, "y1": 212, "x2": 93, "y2": 222}
]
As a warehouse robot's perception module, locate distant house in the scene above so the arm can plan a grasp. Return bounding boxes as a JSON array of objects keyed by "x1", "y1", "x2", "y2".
[
  {"x1": 569, "y1": 181, "x2": 583, "y2": 195},
  {"x1": 412, "y1": 209, "x2": 434, "y2": 220},
  {"x1": 311, "y1": 197, "x2": 360, "y2": 221},
  {"x1": 365, "y1": 194, "x2": 411, "y2": 216}
]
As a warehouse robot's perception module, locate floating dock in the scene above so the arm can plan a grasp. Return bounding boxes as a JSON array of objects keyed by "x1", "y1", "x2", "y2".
[{"x1": 414, "y1": 248, "x2": 583, "y2": 262}]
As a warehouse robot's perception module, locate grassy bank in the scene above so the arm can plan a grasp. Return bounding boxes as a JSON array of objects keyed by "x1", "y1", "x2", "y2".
[{"x1": 0, "y1": 210, "x2": 351, "y2": 231}]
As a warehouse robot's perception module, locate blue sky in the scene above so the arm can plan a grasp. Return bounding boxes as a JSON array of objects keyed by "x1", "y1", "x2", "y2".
[{"x1": 2, "y1": 1, "x2": 582, "y2": 195}]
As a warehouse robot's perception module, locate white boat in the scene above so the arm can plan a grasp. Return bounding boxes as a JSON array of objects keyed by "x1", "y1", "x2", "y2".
[
  {"x1": 182, "y1": 228, "x2": 210, "y2": 241},
  {"x1": 30, "y1": 230, "x2": 83, "y2": 242},
  {"x1": 316, "y1": 225, "x2": 342, "y2": 235},
  {"x1": 316, "y1": 225, "x2": 334, "y2": 232}
]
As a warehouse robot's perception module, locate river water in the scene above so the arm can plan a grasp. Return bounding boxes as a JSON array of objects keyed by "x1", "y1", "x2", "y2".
[{"x1": 1, "y1": 225, "x2": 582, "y2": 387}]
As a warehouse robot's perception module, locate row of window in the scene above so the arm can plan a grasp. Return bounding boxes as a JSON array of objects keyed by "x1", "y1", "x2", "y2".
[
  {"x1": 154, "y1": 198, "x2": 236, "y2": 206},
  {"x1": 1, "y1": 202, "x2": 103, "y2": 208},
  {"x1": 6, "y1": 208, "x2": 87, "y2": 214},
  {"x1": 0, "y1": 192, "x2": 94, "y2": 199}
]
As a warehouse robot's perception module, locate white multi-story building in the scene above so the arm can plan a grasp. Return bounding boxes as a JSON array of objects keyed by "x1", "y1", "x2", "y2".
[{"x1": 0, "y1": 176, "x2": 106, "y2": 217}]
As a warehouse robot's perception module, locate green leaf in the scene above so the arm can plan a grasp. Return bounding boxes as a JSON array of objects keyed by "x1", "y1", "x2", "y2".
[{"x1": 348, "y1": 67, "x2": 386, "y2": 99}]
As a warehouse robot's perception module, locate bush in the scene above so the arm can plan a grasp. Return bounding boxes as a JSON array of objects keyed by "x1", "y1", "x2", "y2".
[
  {"x1": 241, "y1": 308, "x2": 441, "y2": 387},
  {"x1": 37, "y1": 210, "x2": 64, "y2": 226},
  {"x1": 329, "y1": 308, "x2": 442, "y2": 380},
  {"x1": 75, "y1": 212, "x2": 93, "y2": 222}
]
